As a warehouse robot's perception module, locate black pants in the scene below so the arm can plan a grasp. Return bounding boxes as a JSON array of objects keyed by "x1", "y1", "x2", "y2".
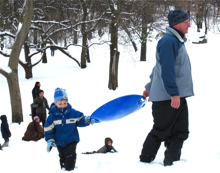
[
  {"x1": 140, "y1": 98, "x2": 189, "y2": 163},
  {"x1": 57, "y1": 141, "x2": 77, "y2": 171},
  {"x1": 35, "y1": 113, "x2": 46, "y2": 127}
]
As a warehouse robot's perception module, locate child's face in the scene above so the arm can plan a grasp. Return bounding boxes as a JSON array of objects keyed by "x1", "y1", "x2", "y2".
[
  {"x1": 108, "y1": 141, "x2": 112, "y2": 146},
  {"x1": 55, "y1": 99, "x2": 68, "y2": 108}
]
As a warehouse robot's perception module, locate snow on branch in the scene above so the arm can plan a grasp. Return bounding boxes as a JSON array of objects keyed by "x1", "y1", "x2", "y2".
[
  {"x1": 16, "y1": 23, "x2": 23, "y2": 35},
  {"x1": 0, "y1": 66, "x2": 12, "y2": 77},
  {"x1": 0, "y1": 32, "x2": 16, "y2": 39},
  {"x1": 88, "y1": 40, "x2": 111, "y2": 48}
]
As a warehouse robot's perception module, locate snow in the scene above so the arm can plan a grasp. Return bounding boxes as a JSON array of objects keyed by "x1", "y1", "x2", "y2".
[
  {"x1": 16, "y1": 22, "x2": 23, "y2": 35},
  {"x1": 1, "y1": 25, "x2": 220, "y2": 173},
  {"x1": 0, "y1": 66, "x2": 12, "y2": 74}
]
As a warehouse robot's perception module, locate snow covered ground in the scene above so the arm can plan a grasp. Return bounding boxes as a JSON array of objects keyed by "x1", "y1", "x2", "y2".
[{"x1": 0, "y1": 26, "x2": 220, "y2": 173}]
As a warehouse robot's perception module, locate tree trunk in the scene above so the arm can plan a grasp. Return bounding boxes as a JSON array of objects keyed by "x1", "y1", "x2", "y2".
[
  {"x1": 64, "y1": 36, "x2": 67, "y2": 47},
  {"x1": 51, "y1": 33, "x2": 58, "y2": 44},
  {"x1": 109, "y1": 50, "x2": 120, "y2": 90},
  {"x1": 108, "y1": 18, "x2": 119, "y2": 90},
  {"x1": 80, "y1": 1, "x2": 88, "y2": 69},
  {"x1": 140, "y1": 41, "x2": 146, "y2": 61},
  {"x1": 41, "y1": 35, "x2": 47, "y2": 63},
  {"x1": 24, "y1": 39, "x2": 29, "y2": 62},
  {"x1": 7, "y1": 0, "x2": 33, "y2": 123},
  {"x1": 24, "y1": 40, "x2": 33, "y2": 79},
  {"x1": 140, "y1": 15, "x2": 147, "y2": 61},
  {"x1": 7, "y1": 72, "x2": 23, "y2": 123},
  {"x1": 42, "y1": 51, "x2": 47, "y2": 63},
  {"x1": 86, "y1": 44, "x2": 90, "y2": 63},
  {"x1": 81, "y1": 33, "x2": 87, "y2": 68},
  {"x1": 33, "y1": 28, "x2": 37, "y2": 45},
  {"x1": 24, "y1": 64, "x2": 33, "y2": 79},
  {"x1": 73, "y1": 24, "x2": 78, "y2": 44}
]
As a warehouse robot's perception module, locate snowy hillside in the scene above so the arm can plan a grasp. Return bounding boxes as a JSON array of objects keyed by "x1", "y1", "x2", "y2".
[{"x1": 0, "y1": 26, "x2": 220, "y2": 173}]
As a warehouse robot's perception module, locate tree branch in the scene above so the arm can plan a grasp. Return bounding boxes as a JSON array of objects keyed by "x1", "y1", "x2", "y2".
[
  {"x1": 88, "y1": 41, "x2": 111, "y2": 48},
  {"x1": 0, "y1": 68, "x2": 9, "y2": 79},
  {"x1": 0, "y1": 51, "x2": 10, "y2": 57},
  {"x1": 32, "y1": 57, "x2": 42, "y2": 68},
  {"x1": 0, "y1": 32, "x2": 16, "y2": 39}
]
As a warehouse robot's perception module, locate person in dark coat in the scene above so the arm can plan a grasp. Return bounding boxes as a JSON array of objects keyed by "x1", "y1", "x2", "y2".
[
  {"x1": 33, "y1": 90, "x2": 49, "y2": 127},
  {"x1": 22, "y1": 116, "x2": 44, "y2": 141},
  {"x1": 97, "y1": 137, "x2": 117, "y2": 153},
  {"x1": 82, "y1": 137, "x2": 117, "y2": 154},
  {"x1": 1, "y1": 42, "x2": 4, "y2": 50},
  {"x1": 32, "y1": 81, "x2": 41, "y2": 101},
  {"x1": 0, "y1": 115, "x2": 12, "y2": 147},
  {"x1": 50, "y1": 46, "x2": 55, "y2": 56}
]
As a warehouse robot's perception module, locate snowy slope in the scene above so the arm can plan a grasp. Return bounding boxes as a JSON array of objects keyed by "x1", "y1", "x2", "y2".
[{"x1": 0, "y1": 26, "x2": 220, "y2": 173}]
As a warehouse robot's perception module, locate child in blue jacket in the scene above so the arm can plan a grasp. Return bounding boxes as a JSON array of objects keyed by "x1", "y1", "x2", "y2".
[{"x1": 44, "y1": 88, "x2": 95, "y2": 171}]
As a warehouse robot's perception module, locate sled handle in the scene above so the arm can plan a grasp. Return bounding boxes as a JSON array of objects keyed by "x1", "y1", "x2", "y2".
[{"x1": 138, "y1": 97, "x2": 147, "y2": 108}]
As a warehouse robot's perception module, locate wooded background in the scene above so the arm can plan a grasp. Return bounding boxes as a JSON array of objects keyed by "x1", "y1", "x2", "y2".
[{"x1": 0, "y1": 0, "x2": 220, "y2": 123}]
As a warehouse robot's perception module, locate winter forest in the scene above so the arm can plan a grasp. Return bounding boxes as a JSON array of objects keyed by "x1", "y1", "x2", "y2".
[
  {"x1": 1, "y1": 0, "x2": 220, "y2": 123},
  {"x1": 1, "y1": 0, "x2": 220, "y2": 172}
]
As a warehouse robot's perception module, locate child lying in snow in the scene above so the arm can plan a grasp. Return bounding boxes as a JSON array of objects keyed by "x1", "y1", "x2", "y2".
[{"x1": 82, "y1": 137, "x2": 117, "y2": 154}]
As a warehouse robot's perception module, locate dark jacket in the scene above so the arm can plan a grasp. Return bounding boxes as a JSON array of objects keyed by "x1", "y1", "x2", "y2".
[
  {"x1": 97, "y1": 145, "x2": 117, "y2": 153},
  {"x1": 44, "y1": 103, "x2": 90, "y2": 147},
  {"x1": 22, "y1": 121, "x2": 44, "y2": 141},
  {"x1": 97, "y1": 137, "x2": 117, "y2": 153},
  {"x1": 82, "y1": 137, "x2": 117, "y2": 154},
  {"x1": 32, "y1": 85, "x2": 40, "y2": 101},
  {"x1": 33, "y1": 96, "x2": 49, "y2": 114},
  {"x1": 0, "y1": 115, "x2": 11, "y2": 139}
]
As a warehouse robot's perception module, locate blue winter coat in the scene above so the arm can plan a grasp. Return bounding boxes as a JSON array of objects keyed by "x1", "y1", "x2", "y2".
[
  {"x1": 44, "y1": 103, "x2": 89, "y2": 147},
  {"x1": 145, "y1": 27, "x2": 194, "y2": 101},
  {"x1": 0, "y1": 115, "x2": 11, "y2": 139}
]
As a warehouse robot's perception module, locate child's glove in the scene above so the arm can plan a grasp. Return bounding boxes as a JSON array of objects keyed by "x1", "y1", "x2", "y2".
[
  {"x1": 85, "y1": 116, "x2": 95, "y2": 125},
  {"x1": 47, "y1": 139, "x2": 56, "y2": 153}
]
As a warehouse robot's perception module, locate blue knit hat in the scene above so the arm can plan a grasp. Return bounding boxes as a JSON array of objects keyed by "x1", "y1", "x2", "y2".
[
  {"x1": 167, "y1": 9, "x2": 189, "y2": 26},
  {"x1": 54, "y1": 88, "x2": 68, "y2": 103}
]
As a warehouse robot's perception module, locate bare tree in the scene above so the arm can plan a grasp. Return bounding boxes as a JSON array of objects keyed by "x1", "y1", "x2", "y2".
[{"x1": 0, "y1": 0, "x2": 33, "y2": 123}]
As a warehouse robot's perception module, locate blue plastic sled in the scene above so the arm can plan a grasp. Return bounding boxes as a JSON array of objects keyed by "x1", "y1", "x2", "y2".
[{"x1": 90, "y1": 94, "x2": 146, "y2": 123}]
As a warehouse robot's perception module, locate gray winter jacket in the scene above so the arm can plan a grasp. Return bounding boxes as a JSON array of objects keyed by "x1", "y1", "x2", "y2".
[
  {"x1": 97, "y1": 145, "x2": 117, "y2": 153},
  {"x1": 145, "y1": 27, "x2": 194, "y2": 101}
]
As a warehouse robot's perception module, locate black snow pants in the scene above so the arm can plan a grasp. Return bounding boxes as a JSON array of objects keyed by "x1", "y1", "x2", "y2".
[
  {"x1": 140, "y1": 98, "x2": 189, "y2": 164},
  {"x1": 57, "y1": 141, "x2": 77, "y2": 171}
]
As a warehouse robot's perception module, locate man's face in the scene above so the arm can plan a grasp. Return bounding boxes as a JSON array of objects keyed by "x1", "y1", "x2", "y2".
[
  {"x1": 55, "y1": 99, "x2": 68, "y2": 109},
  {"x1": 174, "y1": 19, "x2": 191, "y2": 34},
  {"x1": 39, "y1": 92, "x2": 44, "y2": 97}
]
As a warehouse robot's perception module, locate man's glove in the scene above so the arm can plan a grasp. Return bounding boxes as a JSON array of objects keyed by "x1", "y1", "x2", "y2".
[
  {"x1": 47, "y1": 139, "x2": 56, "y2": 153},
  {"x1": 85, "y1": 116, "x2": 95, "y2": 125}
]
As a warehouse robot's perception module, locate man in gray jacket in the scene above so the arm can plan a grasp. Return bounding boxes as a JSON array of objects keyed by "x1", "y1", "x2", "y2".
[{"x1": 139, "y1": 9, "x2": 194, "y2": 166}]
